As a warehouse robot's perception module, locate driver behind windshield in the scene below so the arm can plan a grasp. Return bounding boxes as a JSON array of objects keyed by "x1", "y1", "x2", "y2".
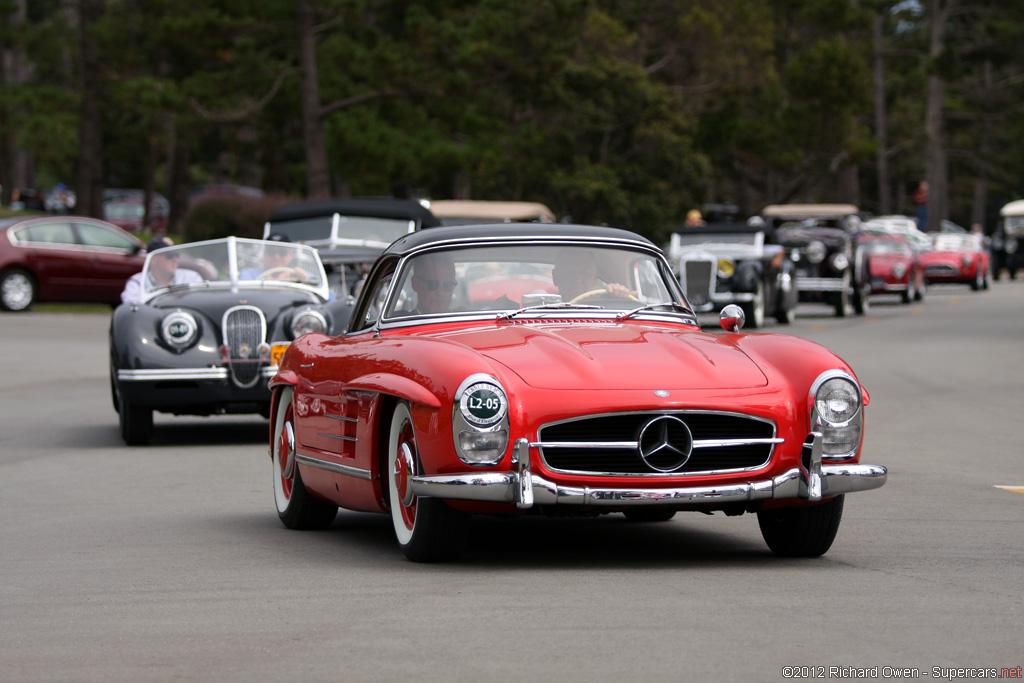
[
  {"x1": 239, "y1": 233, "x2": 310, "y2": 282},
  {"x1": 552, "y1": 249, "x2": 636, "y2": 301}
]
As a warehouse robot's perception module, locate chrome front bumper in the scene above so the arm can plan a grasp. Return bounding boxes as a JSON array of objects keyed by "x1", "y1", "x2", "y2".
[
  {"x1": 410, "y1": 434, "x2": 886, "y2": 509},
  {"x1": 795, "y1": 276, "x2": 846, "y2": 292},
  {"x1": 117, "y1": 366, "x2": 277, "y2": 381}
]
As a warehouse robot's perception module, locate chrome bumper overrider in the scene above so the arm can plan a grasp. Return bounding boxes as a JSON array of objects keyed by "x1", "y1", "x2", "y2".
[
  {"x1": 410, "y1": 435, "x2": 886, "y2": 509},
  {"x1": 117, "y1": 366, "x2": 277, "y2": 381}
]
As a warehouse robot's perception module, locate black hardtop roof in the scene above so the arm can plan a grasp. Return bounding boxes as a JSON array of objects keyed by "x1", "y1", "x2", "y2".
[
  {"x1": 268, "y1": 198, "x2": 441, "y2": 227},
  {"x1": 382, "y1": 223, "x2": 657, "y2": 256}
]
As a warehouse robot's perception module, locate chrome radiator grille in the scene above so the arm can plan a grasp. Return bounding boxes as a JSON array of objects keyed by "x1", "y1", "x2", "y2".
[
  {"x1": 223, "y1": 306, "x2": 266, "y2": 388},
  {"x1": 925, "y1": 264, "x2": 957, "y2": 276},
  {"x1": 538, "y1": 411, "x2": 777, "y2": 476},
  {"x1": 681, "y1": 260, "x2": 714, "y2": 307}
]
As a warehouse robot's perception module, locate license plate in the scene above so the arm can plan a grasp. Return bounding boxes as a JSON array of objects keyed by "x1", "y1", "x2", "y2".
[{"x1": 270, "y1": 342, "x2": 291, "y2": 367}]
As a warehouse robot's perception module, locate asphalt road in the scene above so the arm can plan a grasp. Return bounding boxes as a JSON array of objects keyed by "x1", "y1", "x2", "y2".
[{"x1": 2, "y1": 282, "x2": 1022, "y2": 682}]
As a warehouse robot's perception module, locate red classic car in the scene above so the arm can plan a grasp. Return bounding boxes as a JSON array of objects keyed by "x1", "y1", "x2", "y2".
[
  {"x1": 919, "y1": 233, "x2": 991, "y2": 290},
  {"x1": 269, "y1": 224, "x2": 886, "y2": 561},
  {"x1": 1, "y1": 215, "x2": 146, "y2": 311},
  {"x1": 858, "y1": 232, "x2": 926, "y2": 303}
]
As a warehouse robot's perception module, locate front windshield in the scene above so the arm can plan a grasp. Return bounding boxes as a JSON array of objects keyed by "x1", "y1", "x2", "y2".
[
  {"x1": 863, "y1": 240, "x2": 911, "y2": 256},
  {"x1": 335, "y1": 216, "x2": 413, "y2": 245},
  {"x1": 673, "y1": 232, "x2": 759, "y2": 248},
  {"x1": 270, "y1": 215, "x2": 413, "y2": 246},
  {"x1": 932, "y1": 234, "x2": 979, "y2": 251},
  {"x1": 1006, "y1": 215, "x2": 1024, "y2": 236},
  {"x1": 382, "y1": 244, "x2": 685, "y2": 320},
  {"x1": 140, "y1": 237, "x2": 326, "y2": 298}
]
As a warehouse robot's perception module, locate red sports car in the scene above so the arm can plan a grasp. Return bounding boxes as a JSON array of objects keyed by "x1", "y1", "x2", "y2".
[
  {"x1": 269, "y1": 224, "x2": 886, "y2": 561},
  {"x1": 858, "y1": 232, "x2": 926, "y2": 303},
  {"x1": 920, "y1": 233, "x2": 991, "y2": 290},
  {"x1": 0, "y1": 215, "x2": 146, "y2": 311}
]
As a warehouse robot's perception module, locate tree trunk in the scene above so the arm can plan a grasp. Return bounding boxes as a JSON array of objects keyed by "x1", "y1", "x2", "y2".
[
  {"x1": 143, "y1": 117, "x2": 158, "y2": 230},
  {"x1": 1, "y1": 0, "x2": 32, "y2": 203},
  {"x1": 971, "y1": 60, "x2": 993, "y2": 230},
  {"x1": 872, "y1": 12, "x2": 891, "y2": 216},
  {"x1": 75, "y1": 0, "x2": 105, "y2": 218},
  {"x1": 923, "y1": 0, "x2": 950, "y2": 232},
  {"x1": 297, "y1": 1, "x2": 330, "y2": 199},
  {"x1": 167, "y1": 117, "x2": 191, "y2": 236}
]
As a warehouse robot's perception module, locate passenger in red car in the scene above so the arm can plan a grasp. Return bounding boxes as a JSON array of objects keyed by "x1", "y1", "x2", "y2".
[
  {"x1": 552, "y1": 249, "x2": 635, "y2": 301},
  {"x1": 410, "y1": 253, "x2": 458, "y2": 314}
]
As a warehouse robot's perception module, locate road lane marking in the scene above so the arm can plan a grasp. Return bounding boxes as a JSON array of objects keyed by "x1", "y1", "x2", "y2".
[{"x1": 995, "y1": 485, "x2": 1024, "y2": 494}]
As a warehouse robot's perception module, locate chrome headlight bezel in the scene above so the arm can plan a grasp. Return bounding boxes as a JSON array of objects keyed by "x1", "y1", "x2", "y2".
[
  {"x1": 452, "y1": 373, "x2": 510, "y2": 467},
  {"x1": 892, "y1": 262, "x2": 907, "y2": 279},
  {"x1": 829, "y1": 252, "x2": 850, "y2": 272},
  {"x1": 717, "y1": 259, "x2": 736, "y2": 278},
  {"x1": 809, "y1": 370, "x2": 863, "y2": 462},
  {"x1": 806, "y1": 241, "x2": 827, "y2": 264},
  {"x1": 161, "y1": 310, "x2": 199, "y2": 351},
  {"x1": 290, "y1": 308, "x2": 327, "y2": 338}
]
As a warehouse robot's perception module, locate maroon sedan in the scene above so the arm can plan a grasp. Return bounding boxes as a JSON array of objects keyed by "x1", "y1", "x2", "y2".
[
  {"x1": 859, "y1": 232, "x2": 926, "y2": 303},
  {"x1": 0, "y1": 215, "x2": 145, "y2": 311}
]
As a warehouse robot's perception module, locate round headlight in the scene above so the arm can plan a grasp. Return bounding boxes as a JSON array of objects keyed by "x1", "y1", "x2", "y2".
[
  {"x1": 161, "y1": 311, "x2": 198, "y2": 349},
  {"x1": 830, "y1": 252, "x2": 850, "y2": 271},
  {"x1": 806, "y1": 241, "x2": 827, "y2": 264},
  {"x1": 458, "y1": 381, "x2": 508, "y2": 427},
  {"x1": 815, "y1": 377, "x2": 861, "y2": 425},
  {"x1": 892, "y1": 262, "x2": 907, "y2": 279},
  {"x1": 717, "y1": 259, "x2": 736, "y2": 278},
  {"x1": 290, "y1": 308, "x2": 327, "y2": 338}
]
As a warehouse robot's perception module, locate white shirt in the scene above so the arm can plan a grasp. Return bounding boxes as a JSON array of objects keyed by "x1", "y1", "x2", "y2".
[{"x1": 121, "y1": 269, "x2": 203, "y2": 304}]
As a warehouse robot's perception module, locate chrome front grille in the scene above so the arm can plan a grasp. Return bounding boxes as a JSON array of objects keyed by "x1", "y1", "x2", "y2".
[
  {"x1": 538, "y1": 411, "x2": 778, "y2": 476},
  {"x1": 222, "y1": 306, "x2": 267, "y2": 388},
  {"x1": 925, "y1": 264, "x2": 957, "y2": 276},
  {"x1": 681, "y1": 260, "x2": 714, "y2": 308}
]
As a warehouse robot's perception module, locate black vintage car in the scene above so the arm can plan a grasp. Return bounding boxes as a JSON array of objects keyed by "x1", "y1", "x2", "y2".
[
  {"x1": 992, "y1": 200, "x2": 1024, "y2": 280},
  {"x1": 264, "y1": 198, "x2": 441, "y2": 300},
  {"x1": 667, "y1": 222, "x2": 798, "y2": 328},
  {"x1": 109, "y1": 237, "x2": 351, "y2": 445},
  {"x1": 763, "y1": 204, "x2": 871, "y2": 317}
]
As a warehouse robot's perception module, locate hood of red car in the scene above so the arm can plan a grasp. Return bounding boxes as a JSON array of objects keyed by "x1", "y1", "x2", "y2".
[
  {"x1": 436, "y1": 322, "x2": 769, "y2": 390},
  {"x1": 869, "y1": 253, "x2": 908, "y2": 271}
]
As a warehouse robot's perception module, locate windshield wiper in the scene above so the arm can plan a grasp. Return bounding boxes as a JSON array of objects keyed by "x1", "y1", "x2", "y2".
[
  {"x1": 615, "y1": 301, "x2": 692, "y2": 321},
  {"x1": 502, "y1": 302, "x2": 603, "y2": 320}
]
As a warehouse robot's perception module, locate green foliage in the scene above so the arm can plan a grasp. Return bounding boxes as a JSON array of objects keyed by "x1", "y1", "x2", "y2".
[
  {"x1": 182, "y1": 194, "x2": 291, "y2": 242},
  {"x1": 6, "y1": 0, "x2": 1024, "y2": 231}
]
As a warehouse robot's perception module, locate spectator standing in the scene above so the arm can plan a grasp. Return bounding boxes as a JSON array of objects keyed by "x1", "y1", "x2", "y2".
[
  {"x1": 683, "y1": 209, "x2": 707, "y2": 228},
  {"x1": 914, "y1": 181, "x2": 929, "y2": 231}
]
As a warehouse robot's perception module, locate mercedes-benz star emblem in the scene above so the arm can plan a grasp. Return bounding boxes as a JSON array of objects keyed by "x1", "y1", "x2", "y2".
[{"x1": 637, "y1": 415, "x2": 693, "y2": 472}]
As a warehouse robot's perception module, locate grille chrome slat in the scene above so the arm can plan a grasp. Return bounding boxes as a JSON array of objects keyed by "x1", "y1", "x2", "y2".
[
  {"x1": 537, "y1": 411, "x2": 778, "y2": 476},
  {"x1": 681, "y1": 260, "x2": 714, "y2": 307},
  {"x1": 222, "y1": 305, "x2": 267, "y2": 388}
]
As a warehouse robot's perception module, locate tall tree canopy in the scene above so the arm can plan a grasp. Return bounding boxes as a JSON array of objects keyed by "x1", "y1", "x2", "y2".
[{"x1": 4, "y1": 0, "x2": 1024, "y2": 239}]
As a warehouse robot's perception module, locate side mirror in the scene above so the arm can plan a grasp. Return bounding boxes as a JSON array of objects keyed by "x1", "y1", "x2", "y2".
[{"x1": 719, "y1": 304, "x2": 745, "y2": 332}]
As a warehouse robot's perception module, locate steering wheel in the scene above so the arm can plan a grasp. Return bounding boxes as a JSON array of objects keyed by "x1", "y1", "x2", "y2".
[
  {"x1": 569, "y1": 288, "x2": 641, "y2": 305},
  {"x1": 257, "y1": 267, "x2": 302, "y2": 282}
]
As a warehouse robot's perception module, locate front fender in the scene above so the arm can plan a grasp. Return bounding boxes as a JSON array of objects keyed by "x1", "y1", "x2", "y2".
[{"x1": 346, "y1": 372, "x2": 441, "y2": 409}]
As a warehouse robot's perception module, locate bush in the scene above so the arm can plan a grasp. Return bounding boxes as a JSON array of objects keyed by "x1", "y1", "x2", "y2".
[{"x1": 182, "y1": 194, "x2": 293, "y2": 242}]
